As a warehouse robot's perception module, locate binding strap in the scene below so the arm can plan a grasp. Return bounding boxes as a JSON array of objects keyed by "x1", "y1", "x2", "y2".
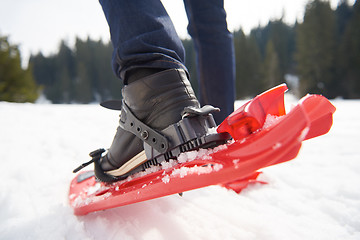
[{"x1": 119, "y1": 101, "x2": 169, "y2": 154}]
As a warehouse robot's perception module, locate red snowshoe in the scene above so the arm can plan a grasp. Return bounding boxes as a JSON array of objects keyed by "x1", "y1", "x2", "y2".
[{"x1": 69, "y1": 84, "x2": 335, "y2": 216}]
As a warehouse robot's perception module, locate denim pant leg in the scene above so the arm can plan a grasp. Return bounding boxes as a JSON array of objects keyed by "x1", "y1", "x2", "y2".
[
  {"x1": 99, "y1": 0, "x2": 187, "y2": 82},
  {"x1": 184, "y1": 0, "x2": 235, "y2": 123}
]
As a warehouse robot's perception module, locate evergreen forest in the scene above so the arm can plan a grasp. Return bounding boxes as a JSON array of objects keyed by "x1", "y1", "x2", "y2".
[{"x1": 1, "y1": 0, "x2": 359, "y2": 103}]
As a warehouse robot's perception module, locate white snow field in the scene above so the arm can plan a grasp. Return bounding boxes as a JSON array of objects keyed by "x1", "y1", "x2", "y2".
[{"x1": 0, "y1": 96, "x2": 359, "y2": 240}]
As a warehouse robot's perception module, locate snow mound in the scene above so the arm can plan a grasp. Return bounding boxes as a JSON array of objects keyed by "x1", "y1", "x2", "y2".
[{"x1": 1, "y1": 100, "x2": 359, "y2": 240}]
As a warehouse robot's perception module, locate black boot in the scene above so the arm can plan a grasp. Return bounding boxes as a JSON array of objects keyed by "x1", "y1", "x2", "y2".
[{"x1": 95, "y1": 69, "x2": 200, "y2": 182}]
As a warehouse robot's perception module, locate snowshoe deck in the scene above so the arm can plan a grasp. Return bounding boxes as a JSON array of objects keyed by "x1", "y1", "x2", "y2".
[{"x1": 69, "y1": 84, "x2": 336, "y2": 216}]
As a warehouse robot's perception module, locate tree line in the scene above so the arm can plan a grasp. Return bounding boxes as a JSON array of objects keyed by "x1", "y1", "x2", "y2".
[
  {"x1": 232, "y1": 0, "x2": 360, "y2": 99},
  {"x1": 0, "y1": 36, "x2": 39, "y2": 102},
  {"x1": 29, "y1": 38, "x2": 121, "y2": 103},
  {"x1": 1, "y1": 0, "x2": 359, "y2": 103}
]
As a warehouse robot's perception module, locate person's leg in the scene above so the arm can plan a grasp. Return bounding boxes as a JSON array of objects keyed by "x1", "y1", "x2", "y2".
[
  {"x1": 184, "y1": 0, "x2": 235, "y2": 123},
  {"x1": 95, "y1": 0, "x2": 200, "y2": 182},
  {"x1": 99, "y1": 0, "x2": 187, "y2": 82}
]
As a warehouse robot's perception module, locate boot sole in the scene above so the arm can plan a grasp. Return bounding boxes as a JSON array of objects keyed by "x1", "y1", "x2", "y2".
[{"x1": 105, "y1": 150, "x2": 147, "y2": 177}]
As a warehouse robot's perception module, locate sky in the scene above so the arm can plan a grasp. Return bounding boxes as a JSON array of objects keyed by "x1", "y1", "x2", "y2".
[{"x1": 0, "y1": 0, "x2": 354, "y2": 66}]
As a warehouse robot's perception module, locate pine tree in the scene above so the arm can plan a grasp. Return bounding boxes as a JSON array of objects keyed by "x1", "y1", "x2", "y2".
[
  {"x1": 30, "y1": 37, "x2": 121, "y2": 103},
  {"x1": 74, "y1": 38, "x2": 95, "y2": 103},
  {"x1": 101, "y1": 41, "x2": 122, "y2": 100},
  {"x1": 267, "y1": 20, "x2": 296, "y2": 83},
  {"x1": 56, "y1": 41, "x2": 76, "y2": 103},
  {"x1": 234, "y1": 29, "x2": 262, "y2": 98},
  {"x1": 338, "y1": 0, "x2": 360, "y2": 98},
  {"x1": 0, "y1": 36, "x2": 39, "y2": 102},
  {"x1": 261, "y1": 40, "x2": 281, "y2": 89},
  {"x1": 335, "y1": 0, "x2": 353, "y2": 38},
  {"x1": 296, "y1": 0, "x2": 337, "y2": 98},
  {"x1": 75, "y1": 61, "x2": 93, "y2": 103},
  {"x1": 250, "y1": 20, "x2": 296, "y2": 79}
]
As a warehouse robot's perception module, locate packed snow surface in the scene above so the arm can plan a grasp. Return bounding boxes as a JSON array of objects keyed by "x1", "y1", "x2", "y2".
[{"x1": 1, "y1": 97, "x2": 360, "y2": 240}]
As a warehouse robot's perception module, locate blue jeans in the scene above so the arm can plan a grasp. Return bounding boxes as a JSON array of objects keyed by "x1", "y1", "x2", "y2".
[{"x1": 99, "y1": 0, "x2": 235, "y2": 123}]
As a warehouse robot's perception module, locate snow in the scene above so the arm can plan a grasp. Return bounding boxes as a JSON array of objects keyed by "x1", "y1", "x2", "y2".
[
  {"x1": 1, "y1": 97, "x2": 360, "y2": 240},
  {"x1": 262, "y1": 114, "x2": 284, "y2": 130}
]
